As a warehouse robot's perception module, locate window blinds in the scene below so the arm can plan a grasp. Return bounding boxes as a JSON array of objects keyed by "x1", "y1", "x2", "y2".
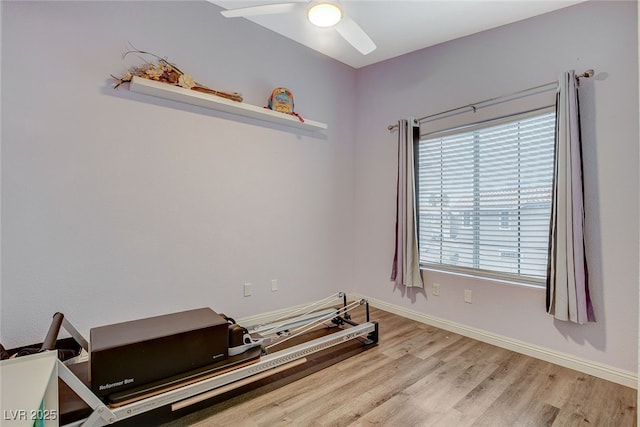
[{"x1": 416, "y1": 109, "x2": 556, "y2": 284}]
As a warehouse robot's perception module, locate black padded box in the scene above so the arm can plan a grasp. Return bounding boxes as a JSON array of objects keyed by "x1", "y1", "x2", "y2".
[{"x1": 89, "y1": 308, "x2": 228, "y2": 399}]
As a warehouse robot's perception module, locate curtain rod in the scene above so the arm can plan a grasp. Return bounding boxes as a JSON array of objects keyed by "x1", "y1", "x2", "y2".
[{"x1": 387, "y1": 69, "x2": 595, "y2": 131}]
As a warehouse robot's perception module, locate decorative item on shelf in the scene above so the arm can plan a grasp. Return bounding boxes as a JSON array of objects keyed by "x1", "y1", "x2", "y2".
[
  {"x1": 111, "y1": 47, "x2": 243, "y2": 102},
  {"x1": 266, "y1": 87, "x2": 304, "y2": 123}
]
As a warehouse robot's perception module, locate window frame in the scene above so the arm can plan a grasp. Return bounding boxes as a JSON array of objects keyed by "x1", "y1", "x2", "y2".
[{"x1": 414, "y1": 106, "x2": 556, "y2": 288}]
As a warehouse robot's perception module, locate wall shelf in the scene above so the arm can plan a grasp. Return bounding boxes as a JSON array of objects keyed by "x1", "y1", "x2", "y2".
[{"x1": 128, "y1": 77, "x2": 328, "y2": 131}]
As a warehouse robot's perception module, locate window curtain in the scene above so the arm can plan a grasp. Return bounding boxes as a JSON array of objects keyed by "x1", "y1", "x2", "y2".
[
  {"x1": 546, "y1": 70, "x2": 595, "y2": 324},
  {"x1": 391, "y1": 118, "x2": 423, "y2": 288}
]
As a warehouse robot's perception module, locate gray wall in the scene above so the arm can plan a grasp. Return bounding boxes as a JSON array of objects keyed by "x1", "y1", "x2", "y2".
[
  {"x1": 353, "y1": 0, "x2": 639, "y2": 373},
  {"x1": 1, "y1": 1, "x2": 357, "y2": 347},
  {"x1": 2, "y1": 0, "x2": 638, "y2": 377}
]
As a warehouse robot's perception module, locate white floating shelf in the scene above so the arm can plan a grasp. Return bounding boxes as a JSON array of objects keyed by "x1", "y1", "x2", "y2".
[{"x1": 128, "y1": 77, "x2": 328, "y2": 131}]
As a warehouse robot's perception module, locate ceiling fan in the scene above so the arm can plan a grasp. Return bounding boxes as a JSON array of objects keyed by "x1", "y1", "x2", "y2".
[{"x1": 217, "y1": 1, "x2": 376, "y2": 55}]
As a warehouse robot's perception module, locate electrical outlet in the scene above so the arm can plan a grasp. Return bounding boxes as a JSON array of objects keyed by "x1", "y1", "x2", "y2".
[
  {"x1": 271, "y1": 279, "x2": 278, "y2": 292},
  {"x1": 464, "y1": 290, "x2": 472, "y2": 303},
  {"x1": 244, "y1": 283, "x2": 252, "y2": 297},
  {"x1": 433, "y1": 283, "x2": 441, "y2": 296}
]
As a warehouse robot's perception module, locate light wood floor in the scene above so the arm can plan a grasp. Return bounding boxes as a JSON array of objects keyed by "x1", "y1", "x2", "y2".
[{"x1": 161, "y1": 307, "x2": 637, "y2": 427}]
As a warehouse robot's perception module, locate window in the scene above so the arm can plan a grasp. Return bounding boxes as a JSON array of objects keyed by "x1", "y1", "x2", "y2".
[
  {"x1": 499, "y1": 211, "x2": 511, "y2": 229},
  {"x1": 416, "y1": 109, "x2": 555, "y2": 285}
]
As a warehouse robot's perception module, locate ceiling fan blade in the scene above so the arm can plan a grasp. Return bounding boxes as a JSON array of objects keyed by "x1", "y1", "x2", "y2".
[
  {"x1": 220, "y1": 3, "x2": 298, "y2": 18},
  {"x1": 335, "y1": 16, "x2": 376, "y2": 55}
]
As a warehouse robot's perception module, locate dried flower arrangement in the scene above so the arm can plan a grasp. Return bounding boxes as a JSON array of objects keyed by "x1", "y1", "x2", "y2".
[{"x1": 111, "y1": 49, "x2": 243, "y2": 102}]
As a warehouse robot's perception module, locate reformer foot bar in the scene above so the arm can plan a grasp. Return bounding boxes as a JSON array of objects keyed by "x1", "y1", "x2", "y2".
[{"x1": 58, "y1": 293, "x2": 378, "y2": 426}]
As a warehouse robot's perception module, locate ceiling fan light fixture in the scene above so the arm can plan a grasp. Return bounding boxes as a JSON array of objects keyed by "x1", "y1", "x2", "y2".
[{"x1": 307, "y1": 3, "x2": 342, "y2": 28}]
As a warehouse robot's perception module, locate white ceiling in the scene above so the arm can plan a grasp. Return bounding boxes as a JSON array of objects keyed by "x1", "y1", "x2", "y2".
[{"x1": 209, "y1": 0, "x2": 587, "y2": 69}]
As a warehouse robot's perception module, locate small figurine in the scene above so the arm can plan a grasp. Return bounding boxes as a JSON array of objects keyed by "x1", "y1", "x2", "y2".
[{"x1": 267, "y1": 87, "x2": 304, "y2": 122}]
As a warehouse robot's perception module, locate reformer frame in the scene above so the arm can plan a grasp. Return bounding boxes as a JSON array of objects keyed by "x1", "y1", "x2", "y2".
[{"x1": 58, "y1": 293, "x2": 378, "y2": 426}]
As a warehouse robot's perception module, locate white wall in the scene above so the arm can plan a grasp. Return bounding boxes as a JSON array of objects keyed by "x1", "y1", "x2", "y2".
[
  {"x1": 2, "y1": 0, "x2": 638, "y2": 379},
  {"x1": 1, "y1": 1, "x2": 357, "y2": 347},
  {"x1": 354, "y1": 0, "x2": 639, "y2": 374}
]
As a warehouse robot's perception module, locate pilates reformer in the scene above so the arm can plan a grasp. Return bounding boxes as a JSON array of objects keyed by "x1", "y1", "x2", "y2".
[{"x1": 55, "y1": 292, "x2": 378, "y2": 426}]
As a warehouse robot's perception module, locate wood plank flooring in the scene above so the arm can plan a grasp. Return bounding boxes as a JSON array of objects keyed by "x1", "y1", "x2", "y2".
[{"x1": 160, "y1": 307, "x2": 637, "y2": 427}]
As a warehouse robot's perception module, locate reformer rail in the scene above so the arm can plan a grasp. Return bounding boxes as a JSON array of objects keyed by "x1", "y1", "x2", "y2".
[{"x1": 58, "y1": 293, "x2": 378, "y2": 426}]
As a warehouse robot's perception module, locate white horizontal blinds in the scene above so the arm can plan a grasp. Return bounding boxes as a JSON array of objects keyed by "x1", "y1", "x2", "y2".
[{"x1": 417, "y1": 110, "x2": 555, "y2": 284}]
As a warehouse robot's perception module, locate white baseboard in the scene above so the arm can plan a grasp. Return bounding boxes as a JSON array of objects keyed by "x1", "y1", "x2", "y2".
[
  {"x1": 236, "y1": 292, "x2": 636, "y2": 389},
  {"x1": 351, "y1": 293, "x2": 637, "y2": 389},
  {"x1": 236, "y1": 295, "x2": 345, "y2": 328},
  {"x1": 237, "y1": 304, "x2": 314, "y2": 328}
]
